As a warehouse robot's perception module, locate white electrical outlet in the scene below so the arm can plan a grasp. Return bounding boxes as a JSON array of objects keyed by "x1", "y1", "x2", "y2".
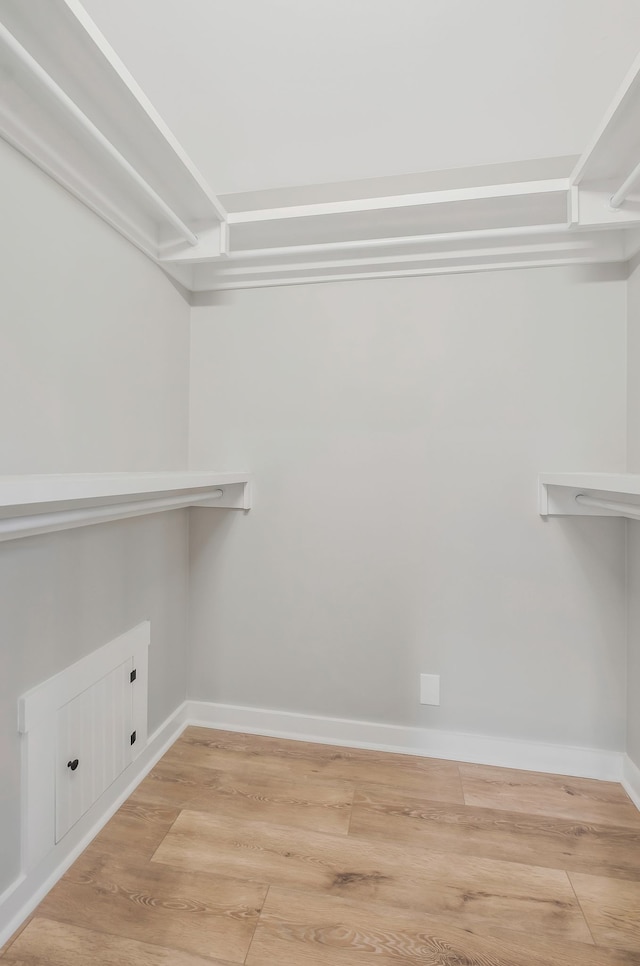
[{"x1": 420, "y1": 673, "x2": 440, "y2": 706}]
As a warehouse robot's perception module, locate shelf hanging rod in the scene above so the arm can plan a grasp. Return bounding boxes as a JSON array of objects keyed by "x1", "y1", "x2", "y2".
[
  {"x1": 0, "y1": 22, "x2": 199, "y2": 247},
  {"x1": 575, "y1": 493, "x2": 640, "y2": 519},
  {"x1": 610, "y1": 158, "x2": 640, "y2": 209},
  {"x1": 0, "y1": 489, "x2": 223, "y2": 543}
]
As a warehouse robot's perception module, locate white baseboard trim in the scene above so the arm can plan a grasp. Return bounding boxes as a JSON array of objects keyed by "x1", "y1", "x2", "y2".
[
  {"x1": 186, "y1": 700, "x2": 625, "y2": 783},
  {"x1": 622, "y1": 754, "x2": 640, "y2": 810},
  {"x1": 0, "y1": 701, "x2": 188, "y2": 950}
]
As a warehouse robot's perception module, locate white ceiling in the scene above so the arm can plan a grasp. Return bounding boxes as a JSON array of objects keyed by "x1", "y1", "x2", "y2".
[{"x1": 72, "y1": 1, "x2": 640, "y2": 198}]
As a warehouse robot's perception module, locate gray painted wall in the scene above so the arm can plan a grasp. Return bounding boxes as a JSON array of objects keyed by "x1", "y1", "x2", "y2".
[
  {"x1": 627, "y1": 263, "x2": 640, "y2": 771},
  {"x1": 0, "y1": 139, "x2": 191, "y2": 894},
  {"x1": 1, "y1": 128, "x2": 636, "y2": 898},
  {"x1": 188, "y1": 268, "x2": 627, "y2": 750}
]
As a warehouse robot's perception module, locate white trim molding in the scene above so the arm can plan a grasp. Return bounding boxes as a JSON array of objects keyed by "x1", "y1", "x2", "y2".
[
  {"x1": 186, "y1": 701, "x2": 625, "y2": 783},
  {"x1": 623, "y1": 754, "x2": 640, "y2": 811}
]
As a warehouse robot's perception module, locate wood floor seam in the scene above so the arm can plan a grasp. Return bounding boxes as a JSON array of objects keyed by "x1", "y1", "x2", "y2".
[
  {"x1": 244, "y1": 883, "x2": 270, "y2": 966},
  {"x1": 566, "y1": 870, "x2": 597, "y2": 946}
]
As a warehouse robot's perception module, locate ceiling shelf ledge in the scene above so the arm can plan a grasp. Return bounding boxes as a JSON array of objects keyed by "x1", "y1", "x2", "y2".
[
  {"x1": 0, "y1": 472, "x2": 251, "y2": 543},
  {"x1": 571, "y1": 50, "x2": 640, "y2": 229},
  {"x1": 539, "y1": 473, "x2": 640, "y2": 520},
  {"x1": 3, "y1": 1, "x2": 640, "y2": 290},
  {"x1": 0, "y1": 0, "x2": 226, "y2": 269}
]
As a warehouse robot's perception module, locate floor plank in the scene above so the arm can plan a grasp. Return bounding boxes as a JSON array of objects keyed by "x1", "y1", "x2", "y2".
[
  {"x1": 127, "y1": 759, "x2": 223, "y2": 808},
  {"x1": 135, "y1": 757, "x2": 354, "y2": 834},
  {"x1": 569, "y1": 872, "x2": 640, "y2": 953},
  {"x1": 191, "y1": 773, "x2": 354, "y2": 835},
  {"x1": 37, "y1": 849, "x2": 267, "y2": 963},
  {"x1": 152, "y1": 809, "x2": 592, "y2": 943},
  {"x1": 349, "y1": 782, "x2": 640, "y2": 880},
  {"x1": 245, "y1": 887, "x2": 640, "y2": 966},
  {"x1": 459, "y1": 764, "x2": 640, "y2": 827},
  {"x1": 82, "y1": 798, "x2": 181, "y2": 862},
  {"x1": 4, "y1": 728, "x2": 639, "y2": 966},
  {"x1": 165, "y1": 728, "x2": 464, "y2": 802},
  {"x1": 1, "y1": 917, "x2": 236, "y2": 966}
]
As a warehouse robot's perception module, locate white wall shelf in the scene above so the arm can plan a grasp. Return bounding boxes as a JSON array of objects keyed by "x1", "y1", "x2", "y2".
[
  {"x1": 539, "y1": 473, "x2": 640, "y2": 520},
  {"x1": 0, "y1": 0, "x2": 226, "y2": 278},
  {"x1": 0, "y1": 472, "x2": 251, "y2": 542},
  {"x1": 570, "y1": 51, "x2": 640, "y2": 241},
  {"x1": 3, "y1": 3, "x2": 640, "y2": 289}
]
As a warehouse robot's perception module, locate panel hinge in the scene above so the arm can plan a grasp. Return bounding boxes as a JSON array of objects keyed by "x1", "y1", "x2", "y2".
[
  {"x1": 130, "y1": 668, "x2": 136, "y2": 683},
  {"x1": 130, "y1": 730, "x2": 137, "y2": 745}
]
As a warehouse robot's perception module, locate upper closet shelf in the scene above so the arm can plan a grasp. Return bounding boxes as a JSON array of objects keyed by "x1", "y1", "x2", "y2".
[
  {"x1": 3, "y1": 2, "x2": 640, "y2": 290},
  {"x1": 0, "y1": 0, "x2": 226, "y2": 273},
  {"x1": 570, "y1": 50, "x2": 640, "y2": 231},
  {"x1": 0, "y1": 472, "x2": 251, "y2": 542},
  {"x1": 539, "y1": 473, "x2": 640, "y2": 520}
]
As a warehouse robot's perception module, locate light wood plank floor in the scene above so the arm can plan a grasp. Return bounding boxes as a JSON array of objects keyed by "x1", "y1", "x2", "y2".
[{"x1": 3, "y1": 727, "x2": 640, "y2": 966}]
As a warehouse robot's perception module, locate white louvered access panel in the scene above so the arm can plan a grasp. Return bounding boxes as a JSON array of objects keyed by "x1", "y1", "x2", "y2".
[
  {"x1": 55, "y1": 659, "x2": 134, "y2": 842},
  {"x1": 19, "y1": 622, "x2": 150, "y2": 873}
]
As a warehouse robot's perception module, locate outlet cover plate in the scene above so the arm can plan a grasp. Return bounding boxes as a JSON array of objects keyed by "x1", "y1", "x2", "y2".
[{"x1": 420, "y1": 673, "x2": 440, "y2": 706}]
